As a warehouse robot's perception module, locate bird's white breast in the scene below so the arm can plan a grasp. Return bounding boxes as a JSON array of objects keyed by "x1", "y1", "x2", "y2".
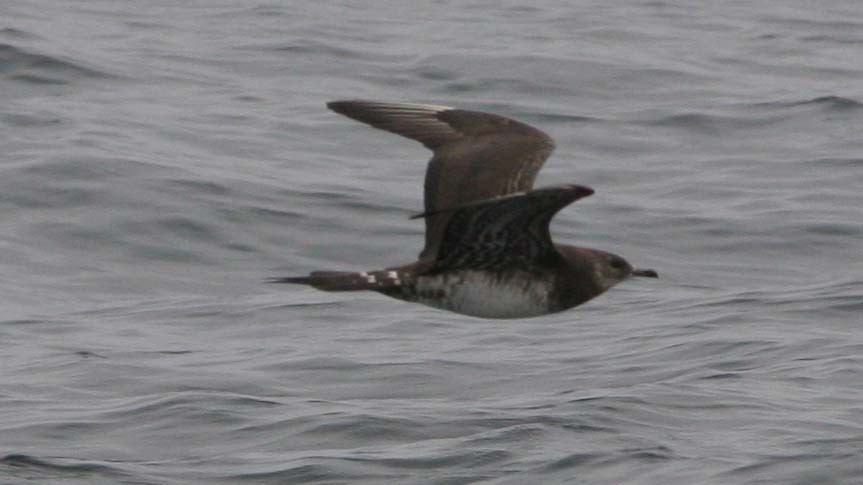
[{"x1": 413, "y1": 270, "x2": 553, "y2": 319}]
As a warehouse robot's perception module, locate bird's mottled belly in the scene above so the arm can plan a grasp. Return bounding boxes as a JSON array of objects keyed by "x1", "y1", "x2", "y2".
[{"x1": 397, "y1": 270, "x2": 554, "y2": 319}]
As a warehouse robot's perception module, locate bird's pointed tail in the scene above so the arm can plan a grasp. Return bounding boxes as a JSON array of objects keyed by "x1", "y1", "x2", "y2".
[{"x1": 268, "y1": 270, "x2": 406, "y2": 292}]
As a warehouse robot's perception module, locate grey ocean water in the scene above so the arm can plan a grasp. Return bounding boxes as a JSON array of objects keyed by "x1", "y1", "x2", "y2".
[{"x1": 2, "y1": 1, "x2": 863, "y2": 483}]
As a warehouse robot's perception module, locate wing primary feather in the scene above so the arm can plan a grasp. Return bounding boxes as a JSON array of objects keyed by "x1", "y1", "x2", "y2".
[{"x1": 327, "y1": 100, "x2": 561, "y2": 261}]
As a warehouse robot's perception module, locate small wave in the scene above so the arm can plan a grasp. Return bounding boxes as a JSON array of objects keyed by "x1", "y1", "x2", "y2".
[
  {"x1": 801, "y1": 34, "x2": 863, "y2": 45},
  {"x1": 635, "y1": 111, "x2": 779, "y2": 134},
  {"x1": 795, "y1": 157, "x2": 863, "y2": 169},
  {"x1": 647, "y1": 112, "x2": 721, "y2": 129},
  {"x1": 238, "y1": 40, "x2": 413, "y2": 64},
  {"x1": 366, "y1": 449, "x2": 512, "y2": 470},
  {"x1": 0, "y1": 454, "x2": 129, "y2": 481},
  {"x1": 222, "y1": 462, "x2": 390, "y2": 484},
  {"x1": 634, "y1": 94, "x2": 862, "y2": 132},
  {"x1": 542, "y1": 452, "x2": 601, "y2": 471},
  {"x1": 0, "y1": 27, "x2": 39, "y2": 40},
  {"x1": 302, "y1": 414, "x2": 430, "y2": 441},
  {"x1": 752, "y1": 95, "x2": 863, "y2": 111},
  {"x1": 531, "y1": 112, "x2": 599, "y2": 124},
  {"x1": 0, "y1": 43, "x2": 116, "y2": 85},
  {"x1": 0, "y1": 111, "x2": 62, "y2": 128},
  {"x1": 785, "y1": 95, "x2": 862, "y2": 110},
  {"x1": 242, "y1": 41, "x2": 357, "y2": 58}
]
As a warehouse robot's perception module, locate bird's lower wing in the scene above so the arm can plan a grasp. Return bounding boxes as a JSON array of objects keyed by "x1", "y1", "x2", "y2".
[{"x1": 417, "y1": 185, "x2": 594, "y2": 272}]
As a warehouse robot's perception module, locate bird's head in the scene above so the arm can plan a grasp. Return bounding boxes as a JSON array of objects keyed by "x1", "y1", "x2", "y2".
[{"x1": 588, "y1": 249, "x2": 658, "y2": 291}]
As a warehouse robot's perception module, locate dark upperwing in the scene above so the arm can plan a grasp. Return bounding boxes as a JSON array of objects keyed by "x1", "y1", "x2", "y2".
[
  {"x1": 327, "y1": 100, "x2": 556, "y2": 262},
  {"x1": 412, "y1": 185, "x2": 594, "y2": 272}
]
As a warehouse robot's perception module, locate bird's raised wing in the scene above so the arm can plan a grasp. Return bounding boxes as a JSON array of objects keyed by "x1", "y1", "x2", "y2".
[
  {"x1": 327, "y1": 100, "x2": 556, "y2": 261},
  {"x1": 412, "y1": 185, "x2": 594, "y2": 272}
]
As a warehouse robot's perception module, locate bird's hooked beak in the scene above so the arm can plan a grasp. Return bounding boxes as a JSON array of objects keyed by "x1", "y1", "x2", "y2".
[{"x1": 632, "y1": 268, "x2": 659, "y2": 278}]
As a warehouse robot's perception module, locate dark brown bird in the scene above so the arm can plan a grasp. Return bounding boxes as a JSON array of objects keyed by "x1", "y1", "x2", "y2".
[{"x1": 271, "y1": 101, "x2": 657, "y2": 318}]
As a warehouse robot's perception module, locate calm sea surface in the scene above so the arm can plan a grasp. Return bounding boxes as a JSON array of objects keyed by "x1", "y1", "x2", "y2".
[{"x1": 2, "y1": 1, "x2": 862, "y2": 483}]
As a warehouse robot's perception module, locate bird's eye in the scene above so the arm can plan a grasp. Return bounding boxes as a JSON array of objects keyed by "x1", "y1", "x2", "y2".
[{"x1": 610, "y1": 258, "x2": 626, "y2": 270}]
